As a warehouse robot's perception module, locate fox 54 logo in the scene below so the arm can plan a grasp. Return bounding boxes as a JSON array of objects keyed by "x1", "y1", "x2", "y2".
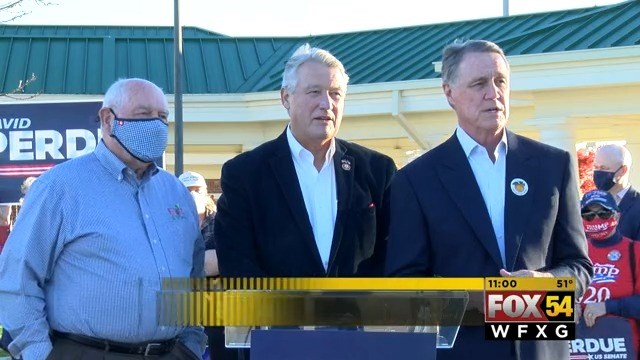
[
  {"x1": 485, "y1": 291, "x2": 574, "y2": 322},
  {"x1": 485, "y1": 291, "x2": 575, "y2": 340}
]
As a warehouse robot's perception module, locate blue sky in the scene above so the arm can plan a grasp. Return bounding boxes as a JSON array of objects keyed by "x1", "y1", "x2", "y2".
[{"x1": 6, "y1": 0, "x2": 626, "y2": 37}]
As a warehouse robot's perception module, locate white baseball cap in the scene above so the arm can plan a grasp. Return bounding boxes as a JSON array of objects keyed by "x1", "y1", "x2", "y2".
[{"x1": 179, "y1": 171, "x2": 206, "y2": 188}]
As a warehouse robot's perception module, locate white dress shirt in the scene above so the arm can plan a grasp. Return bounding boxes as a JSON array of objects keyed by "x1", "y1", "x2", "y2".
[
  {"x1": 616, "y1": 185, "x2": 630, "y2": 204},
  {"x1": 287, "y1": 126, "x2": 337, "y2": 270},
  {"x1": 456, "y1": 126, "x2": 508, "y2": 267}
]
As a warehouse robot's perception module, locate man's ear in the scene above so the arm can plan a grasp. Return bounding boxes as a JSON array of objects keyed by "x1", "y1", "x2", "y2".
[
  {"x1": 280, "y1": 88, "x2": 290, "y2": 111},
  {"x1": 98, "y1": 107, "x2": 114, "y2": 133},
  {"x1": 618, "y1": 164, "x2": 629, "y2": 178},
  {"x1": 443, "y1": 83, "x2": 455, "y2": 109}
]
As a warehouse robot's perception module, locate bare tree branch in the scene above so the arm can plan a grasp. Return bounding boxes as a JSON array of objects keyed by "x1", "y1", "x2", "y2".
[
  {"x1": 1, "y1": 73, "x2": 41, "y2": 100},
  {"x1": 0, "y1": 0, "x2": 55, "y2": 23},
  {"x1": 0, "y1": 1, "x2": 23, "y2": 12},
  {"x1": 0, "y1": 1, "x2": 55, "y2": 99}
]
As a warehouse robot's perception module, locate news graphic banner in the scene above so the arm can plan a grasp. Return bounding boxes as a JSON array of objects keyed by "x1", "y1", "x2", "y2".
[
  {"x1": 159, "y1": 277, "x2": 576, "y2": 341},
  {"x1": 484, "y1": 277, "x2": 576, "y2": 341},
  {"x1": 159, "y1": 277, "x2": 476, "y2": 329},
  {"x1": 0, "y1": 101, "x2": 102, "y2": 204}
]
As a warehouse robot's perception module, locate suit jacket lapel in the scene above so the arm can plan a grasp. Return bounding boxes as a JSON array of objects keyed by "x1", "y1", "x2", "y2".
[
  {"x1": 328, "y1": 141, "x2": 354, "y2": 272},
  {"x1": 269, "y1": 131, "x2": 325, "y2": 272},
  {"x1": 504, "y1": 131, "x2": 537, "y2": 271},
  {"x1": 437, "y1": 135, "x2": 503, "y2": 267}
]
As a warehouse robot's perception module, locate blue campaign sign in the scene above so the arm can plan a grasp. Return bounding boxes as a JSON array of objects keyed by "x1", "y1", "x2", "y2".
[
  {"x1": 251, "y1": 329, "x2": 436, "y2": 360},
  {"x1": 0, "y1": 101, "x2": 103, "y2": 204},
  {"x1": 569, "y1": 316, "x2": 637, "y2": 360}
]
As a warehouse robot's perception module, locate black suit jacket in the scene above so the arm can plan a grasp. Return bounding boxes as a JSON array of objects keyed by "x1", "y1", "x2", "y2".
[
  {"x1": 618, "y1": 186, "x2": 640, "y2": 241},
  {"x1": 215, "y1": 130, "x2": 396, "y2": 278},
  {"x1": 385, "y1": 131, "x2": 592, "y2": 360}
]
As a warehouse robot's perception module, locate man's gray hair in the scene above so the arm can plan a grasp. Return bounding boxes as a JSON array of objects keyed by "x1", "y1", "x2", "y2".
[
  {"x1": 281, "y1": 43, "x2": 349, "y2": 93},
  {"x1": 102, "y1": 78, "x2": 165, "y2": 110},
  {"x1": 441, "y1": 39, "x2": 509, "y2": 84},
  {"x1": 598, "y1": 144, "x2": 633, "y2": 168}
]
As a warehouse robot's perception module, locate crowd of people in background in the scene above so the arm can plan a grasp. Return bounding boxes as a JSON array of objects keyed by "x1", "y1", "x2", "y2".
[
  {"x1": 578, "y1": 189, "x2": 640, "y2": 354},
  {"x1": 0, "y1": 38, "x2": 638, "y2": 360},
  {"x1": 577, "y1": 144, "x2": 640, "y2": 358},
  {"x1": 0, "y1": 176, "x2": 37, "y2": 253}
]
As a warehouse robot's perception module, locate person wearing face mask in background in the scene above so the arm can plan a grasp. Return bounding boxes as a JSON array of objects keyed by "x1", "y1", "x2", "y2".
[
  {"x1": 184, "y1": 181, "x2": 239, "y2": 360},
  {"x1": 578, "y1": 189, "x2": 640, "y2": 356},
  {"x1": 179, "y1": 174, "x2": 230, "y2": 360},
  {"x1": 179, "y1": 171, "x2": 217, "y2": 274},
  {"x1": 179, "y1": 172, "x2": 218, "y2": 277},
  {"x1": 0, "y1": 78, "x2": 206, "y2": 360},
  {"x1": 594, "y1": 144, "x2": 640, "y2": 241},
  {"x1": 179, "y1": 171, "x2": 208, "y2": 196}
]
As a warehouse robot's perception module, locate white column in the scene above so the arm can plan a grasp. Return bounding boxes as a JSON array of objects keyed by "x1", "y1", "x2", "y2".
[
  {"x1": 537, "y1": 121, "x2": 580, "y2": 189},
  {"x1": 538, "y1": 123, "x2": 576, "y2": 153},
  {"x1": 242, "y1": 143, "x2": 261, "y2": 152},
  {"x1": 424, "y1": 134, "x2": 449, "y2": 150},
  {"x1": 401, "y1": 134, "x2": 449, "y2": 167},
  {"x1": 623, "y1": 142, "x2": 640, "y2": 188}
]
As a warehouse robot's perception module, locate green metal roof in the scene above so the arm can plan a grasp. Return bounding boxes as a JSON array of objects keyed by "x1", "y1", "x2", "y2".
[
  {"x1": 0, "y1": 0, "x2": 638, "y2": 95},
  {"x1": 0, "y1": 25, "x2": 227, "y2": 38}
]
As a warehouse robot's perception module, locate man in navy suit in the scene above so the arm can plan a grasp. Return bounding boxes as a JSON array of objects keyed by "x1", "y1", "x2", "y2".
[
  {"x1": 215, "y1": 43, "x2": 396, "y2": 278},
  {"x1": 214, "y1": 43, "x2": 397, "y2": 360},
  {"x1": 594, "y1": 144, "x2": 640, "y2": 240},
  {"x1": 385, "y1": 39, "x2": 592, "y2": 360}
]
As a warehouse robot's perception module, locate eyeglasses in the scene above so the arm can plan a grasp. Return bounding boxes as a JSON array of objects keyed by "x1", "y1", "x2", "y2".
[{"x1": 581, "y1": 209, "x2": 615, "y2": 221}]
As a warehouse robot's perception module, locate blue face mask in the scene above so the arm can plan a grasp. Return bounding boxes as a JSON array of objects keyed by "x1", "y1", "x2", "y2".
[
  {"x1": 109, "y1": 109, "x2": 168, "y2": 163},
  {"x1": 593, "y1": 165, "x2": 622, "y2": 191}
]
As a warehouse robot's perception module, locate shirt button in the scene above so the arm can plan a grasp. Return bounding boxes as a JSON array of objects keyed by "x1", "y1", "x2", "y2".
[
  {"x1": 161, "y1": 267, "x2": 166, "y2": 272},
  {"x1": 145, "y1": 214, "x2": 150, "y2": 219}
]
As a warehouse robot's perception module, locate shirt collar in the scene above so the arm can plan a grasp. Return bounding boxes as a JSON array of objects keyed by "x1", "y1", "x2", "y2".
[
  {"x1": 94, "y1": 140, "x2": 158, "y2": 181},
  {"x1": 618, "y1": 184, "x2": 631, "y2": 200},
  {"x1": 286, "y1": 124, "x2": 336, "y2": 166},
  {"x1": 455, "y1": 126, "x2": 508, "y2": 159}
]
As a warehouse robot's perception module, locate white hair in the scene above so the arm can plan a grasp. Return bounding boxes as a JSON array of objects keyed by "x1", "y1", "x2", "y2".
[
  {"x1": 598, "y1": 144, "x2": 632, "y2": 168},
  {"x1": 281, "y1": 44, "x2": 349, "y2": 93},
  {"x1": 102, "y1": 78, "x2": 165, "y2": 110}
]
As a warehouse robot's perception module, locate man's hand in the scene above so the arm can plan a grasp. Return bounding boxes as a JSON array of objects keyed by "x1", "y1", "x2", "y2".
[
  {"x1": 500, "y1": 269, "x2": 553, "y2": 278},
  {"x1": 574, "y1": 303, "x2": 583, "y2": 323},
  {"x1": 583, "y1": 302, "x2": 606, "y2": 327}
]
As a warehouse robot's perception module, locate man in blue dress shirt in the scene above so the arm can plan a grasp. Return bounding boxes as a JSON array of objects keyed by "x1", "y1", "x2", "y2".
[{"x1": 0, "y1": 78, "x2": 206, "y2": 359}]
